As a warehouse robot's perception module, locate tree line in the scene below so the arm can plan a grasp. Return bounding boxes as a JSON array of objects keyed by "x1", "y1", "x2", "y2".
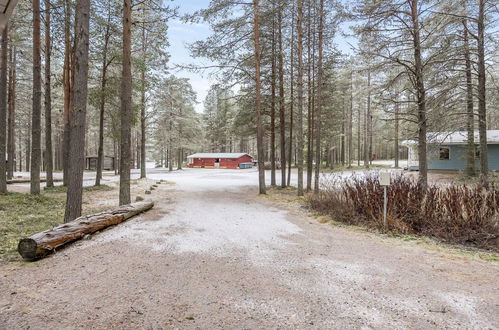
[
  {"x1": 0, "y1": 0, "x2": 498, "y2": 222},
  {"x1": 192, "y1": 0, "x2": 498, "y2": 194},
  {"x1": 0, "y1": 0, "x2": 178, "y2": 222}
]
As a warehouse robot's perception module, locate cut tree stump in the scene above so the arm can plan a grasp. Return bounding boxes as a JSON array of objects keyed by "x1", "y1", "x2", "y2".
[{"x1": 18, "y1": 201, "x2": 154, "y2": 261}]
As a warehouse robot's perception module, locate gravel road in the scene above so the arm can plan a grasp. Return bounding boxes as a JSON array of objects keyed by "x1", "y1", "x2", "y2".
[{"x1": 1, "y1": 168, "x2": 498, "y2": 329}]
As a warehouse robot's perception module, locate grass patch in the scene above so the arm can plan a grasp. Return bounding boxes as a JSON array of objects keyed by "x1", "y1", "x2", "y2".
[
  {"x1": 44, "y1": 184, "x2": 114, "y2": 193},
  {"x1": 0, "y1": 192, "x2": 65, "y2": 261}
]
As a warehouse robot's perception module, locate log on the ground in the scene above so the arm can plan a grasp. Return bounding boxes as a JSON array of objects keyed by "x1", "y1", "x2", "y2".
[
  {"x1": 7, "y1": 178, "x2": 63, "y2": 184},
  {"x1": 18, "y1": 201, "x2": 154, "y2": 261}
]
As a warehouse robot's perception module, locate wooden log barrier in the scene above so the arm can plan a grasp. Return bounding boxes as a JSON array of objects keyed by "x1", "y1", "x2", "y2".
[
  {"x1": 7, "y1": 178, "x2": 63, "y2": 184},
  {"x1": 18, "y1": 201, "x2": 154, "y2": 261}
]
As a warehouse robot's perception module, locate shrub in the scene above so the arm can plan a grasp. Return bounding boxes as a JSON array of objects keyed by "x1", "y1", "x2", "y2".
[{"x1": 308, "y1": 173, "x2": 499, "y2": 251}]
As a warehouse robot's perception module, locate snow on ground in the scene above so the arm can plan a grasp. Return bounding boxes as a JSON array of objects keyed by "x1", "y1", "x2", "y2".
[{"x1": 2, "y1": 167, "x2": 498, "y2": 328}]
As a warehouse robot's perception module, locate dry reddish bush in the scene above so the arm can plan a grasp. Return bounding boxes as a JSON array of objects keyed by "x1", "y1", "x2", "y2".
[{"x1": 308, "y1": 173, "x2": 499, "y2": 251}]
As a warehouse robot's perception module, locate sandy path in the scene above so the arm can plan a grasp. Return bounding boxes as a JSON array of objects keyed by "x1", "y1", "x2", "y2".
[{"x1": 1, "y1": 169, "x2": 498, "y2": 329}]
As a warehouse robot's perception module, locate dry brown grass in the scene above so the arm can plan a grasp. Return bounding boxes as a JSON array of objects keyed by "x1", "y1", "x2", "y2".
[{"x1": 308, "y1": 174, "x2": 499, "y2": 251}]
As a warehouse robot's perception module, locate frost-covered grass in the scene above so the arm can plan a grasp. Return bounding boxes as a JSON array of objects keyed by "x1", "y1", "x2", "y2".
[{"x1": 0, "y1": 192, "x2": 65, "y2": 261}]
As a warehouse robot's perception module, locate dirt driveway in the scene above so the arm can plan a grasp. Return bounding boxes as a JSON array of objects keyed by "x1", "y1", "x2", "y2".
[{"x1": 1, "y1": 169, "x2": 498, "y2": 329}]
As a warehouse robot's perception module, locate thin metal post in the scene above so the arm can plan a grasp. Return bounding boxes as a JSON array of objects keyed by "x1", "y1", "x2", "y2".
[{"x1": 383, "y1": 185, "x2": 388, "y2": 229}]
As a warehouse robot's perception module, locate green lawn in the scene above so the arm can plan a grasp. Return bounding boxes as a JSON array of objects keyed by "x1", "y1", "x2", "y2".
[{"x1": 0, "y1": 192, "x2": 66, "y2": 261}]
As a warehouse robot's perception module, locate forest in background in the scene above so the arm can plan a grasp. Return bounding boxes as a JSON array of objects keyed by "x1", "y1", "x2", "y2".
[{"x1": 0, "y1": 0, "x2": 498, "y2": 219}]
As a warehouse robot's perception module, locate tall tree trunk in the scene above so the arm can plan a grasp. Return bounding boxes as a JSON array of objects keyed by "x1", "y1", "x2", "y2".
[
  {"x1": 463, "y1": 18, "x2": 475, "y2": 176},
  {"x1": 62, "y1": 0, "x2": 72, "y2": 186},
  {"x1": 347, "y1": 70, "x2": 353, "y2": 168},
  {"x1": 64, "y1": 0, "x2": 90, "y2": 222},
  {"x1": 177, "y1": 105, "x2": 183, "y2": 170},
  {"x1": 96, "y1": 10, "x2": 112, "y2": 186},
  {"x1": 177, "y1": 148, "x2": 182, "y2": 170},
  {"x1": 394, "y1": 102, "x2": 399, "y2": 168},
  {"x1": 136, "y1": 132, "x2": 140, "y2": 169},
  {"x1": 25, "y1": 122, "x2": 30, "y2": 172},
  {"x1": 306, "y1": 0, "x2": 313, "y2": 191},
  {"x1": 44, "y1": 0, "x2": 53, "y2": 188},
  {"x1": 411, "y1": 0, "x2": 428, "y2": 186},
  {"x1": 31, "y1": 0, "x2": 42, "y2": 195},
  {"x1": 278, "y1": 9, "x2": 286, "y2": 188},
  {"x1": 287, "y1": 1, "x2": 295, "y2": 187},
  {"x1": 313, "y1": 0, "x2": 324, "y2": 192},
  {"x1": 477, "y1": 0, "x2": 487, "y2": 186},
  {"x1": 296, "y1": 0, "x2": 304, "y2": 196},
  {"x1": 357, "y1": 91, "x2": 361, "y2": 166},
  {"x1": 0, "y1": 27, "x2": 7, "y2": 192},
  {"x1": 18, "y1": 129, "x2": 22, "y2": 172},
  {"x1": 119, "y1": 0, "x2": 132, "y2": 205},
  {"x1": 253, "y1": 0, "x2": 266, "y2": 194},
  {"x1": 341, "y1": 100, "x2": 346, "y2": 166},
  {"x1": 7, "y1": 45, "x2": 16, "y2": 180},
  {"x1": 270, "y1": 8, "x2": 276, "y2": 186},
  {"x1": 168, "y1": 93, "x2": 173, "y2": 172},
  {"x1": 140, "y1": 13, "x2": 147, "y2": 179},
  {"x1": 364, "y1": 69, "x2": 370, "y2": 168}
]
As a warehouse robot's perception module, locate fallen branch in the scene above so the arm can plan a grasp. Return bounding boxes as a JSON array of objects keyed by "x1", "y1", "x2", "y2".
[{"x1": 18, "y1": 201, "x2": 154, "y2": 261}]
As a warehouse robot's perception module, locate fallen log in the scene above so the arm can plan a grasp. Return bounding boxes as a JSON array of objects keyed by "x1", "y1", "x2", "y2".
[
  {"x1": 7, "y1": 178, "x2": 63, "y2": 184},
  {"x1": 18, "y1": 201, "x2": 154, "y2": 261}
]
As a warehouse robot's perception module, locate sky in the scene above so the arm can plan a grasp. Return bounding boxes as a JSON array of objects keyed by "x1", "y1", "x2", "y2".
[
  {"x1": 168, "y1": 0, "x2": 214, "y2": 113},
  {"x1": 167, "y1": 0, "x2": 356, "y2": 114}
]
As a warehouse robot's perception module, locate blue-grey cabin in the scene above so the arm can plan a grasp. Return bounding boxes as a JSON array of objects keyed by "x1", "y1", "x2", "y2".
[{"x1": 403, "y1": 130, "x2": 499, "y2": 171}]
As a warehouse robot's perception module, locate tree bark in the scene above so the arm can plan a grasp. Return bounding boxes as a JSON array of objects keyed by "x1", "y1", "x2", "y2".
[
  {"x1": 278, "y1": 9, "x2": 286, "y2": 188},
  {"x1": 95, "y1": 11, "x2": 111, "y2": 186},
  {"x1": 64, "y1": 0, "x2": 90, "y2": 222},
  {"x1": 31, "y1": 0, "x2": 42, "y2": 195},
  {"x1": 347, "y1": 70, "x2": 353, "y2": 168},
  {"x1": 296, "y1": 0, "x2": 304, "y2": 196},
  {"x1": 364, "y1": 69, "x2": 370, "y2": 168},
  {"x1": 120, "y1": 0, "x2": 132, "y2": 205},
  {"x1": 19, "y1": 201, "x2": 154, "y2": 261},
  {"x1": 0, "y1": 27, "x2": 7, "y2": 193},
  {"x1": 140, "y1": 14, "x2": 147, "y2": 179},
  {"x1": 463, "y1": 18, "x2": 475, "y2": 176},
  {"x1": 287, "y1": 1, "x2": 295, "y2": 187},
  {"x1": 313, "y1": 0, "x2": 323, "y2": 192},
  {"x1": 270, "y1": 8, "x2": 276, "y2": 186},
  {"x1": 7, "y1": 45, "x2": 16, "y2": 180},
  {"x1": 411, "y1": 0, "x2": 428, "y2": 186},
  {"x1": 44, "y1": 0, "x2": 53, "y2": 188},
  {"x1": 477, "y1": 0, "x2": 487, "y2": 186},
  {"x1": 306, "y1": 0, "x2": 313, "y2": 191},
  {"x1": 394, "y1": 102, "x2": 399, "y2": 168},
  {"x1": 357, "y1": 88, "x2": 361, "y2": 166},
  {"x1": 62, "y1": 0, "x2": 72, "y2": 187},
  {"x1": 25, "y1": 122, "x2": 30, "y2": 172},
  {"x1": 253, "y1": 0, "x2": 266, "y2": 194}
]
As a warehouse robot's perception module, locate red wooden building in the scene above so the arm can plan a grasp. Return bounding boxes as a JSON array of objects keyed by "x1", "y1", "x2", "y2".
[{"x1": 187, "y1": 153, "x2": 254, "y2": 169}]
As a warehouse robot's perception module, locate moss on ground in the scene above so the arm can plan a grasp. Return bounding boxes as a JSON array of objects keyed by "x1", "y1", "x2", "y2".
[{"x1": 0, "y1": 192, "x2": 66, "y2": 261}]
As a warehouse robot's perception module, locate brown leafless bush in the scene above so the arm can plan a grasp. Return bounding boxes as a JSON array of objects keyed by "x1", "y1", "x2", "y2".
[{"x1": 308, "y1": 173, "x2": 499, "y2": 251}]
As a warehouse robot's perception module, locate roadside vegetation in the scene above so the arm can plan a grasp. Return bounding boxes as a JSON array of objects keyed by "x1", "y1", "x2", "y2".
[{"x1": 308, "y1": 174, "x2": 499, "y2": 252}]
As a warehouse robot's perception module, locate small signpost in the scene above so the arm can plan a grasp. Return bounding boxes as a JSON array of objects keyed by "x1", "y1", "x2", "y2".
[{"x1": 379, "y1": 172, "x2": 391, "y2": 229}]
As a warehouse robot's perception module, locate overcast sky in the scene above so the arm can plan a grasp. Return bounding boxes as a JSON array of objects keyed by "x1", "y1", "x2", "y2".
[
  {"x1": 168, "y1": 0, "x2": 214, "y2": 113},
  {"x1": 167, "y1": 1, "x2": 356, "y2": 114}
]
